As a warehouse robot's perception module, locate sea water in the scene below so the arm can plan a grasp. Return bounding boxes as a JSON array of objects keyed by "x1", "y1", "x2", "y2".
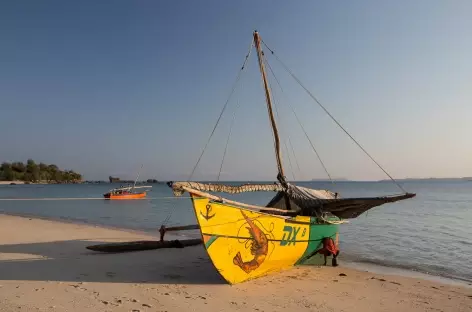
[{"x1": 0, "y1": 181, "x2": 471, "y2": 283}]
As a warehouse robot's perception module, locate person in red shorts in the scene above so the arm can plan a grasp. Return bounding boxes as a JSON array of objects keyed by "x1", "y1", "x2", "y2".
[{"x1": 317, "y1": 237, "x2": 340, "y2": 266}]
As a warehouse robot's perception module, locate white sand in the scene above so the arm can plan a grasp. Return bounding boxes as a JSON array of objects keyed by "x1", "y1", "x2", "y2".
[
  {"x1": 0, "y1": 181, "x2": 24, "y2": 185},
  {"x1": 0, "y1": 214, "x2": 470, "y2": 311}
]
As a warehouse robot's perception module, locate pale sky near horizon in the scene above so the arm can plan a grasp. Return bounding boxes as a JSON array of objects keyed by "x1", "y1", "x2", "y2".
[{"x1": 1, "y1": 1, "x2": 471, "y2": 181}]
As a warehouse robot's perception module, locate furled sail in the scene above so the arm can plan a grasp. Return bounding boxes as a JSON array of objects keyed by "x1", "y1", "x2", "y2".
[
  {"x1": 308, "y1": 193, "x2": 416, "y2": 219},
  {"x1": 168, "y1": 181, "x2": 285, "y2": 196},
  {"x1": 273, "y1": 184, "x2": 416, "y2": 219},
  {"x1": 168, "y1": 181, "x2": 416, "y2": 220}
]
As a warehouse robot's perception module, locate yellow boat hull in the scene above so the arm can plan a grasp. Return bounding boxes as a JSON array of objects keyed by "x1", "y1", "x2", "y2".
[{"x1": 190, "y1": 194, "x2": 339, "y2": 284}]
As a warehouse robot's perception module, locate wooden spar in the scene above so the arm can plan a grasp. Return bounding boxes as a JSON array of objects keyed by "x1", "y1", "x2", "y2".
[
  {"x1": 254, "y1": 30, "x2": 292, "y2": 211},
  {"x1": 253, "y1": 31, "x2": 286, "y2": 180},
  {"x1": 86, "y1": 239, "x2": 202, "y2": 253},
  {"x1": 163, "y1": 224, "x2": 200, "y2": 231},
  {"x1": 180, "y1": 185, "x2": 295, "y2": 214},
  {"x1": 159, "y1": 224, "x2": 200, "y2": 241},
  {"x1": 172, "y1": 186, "x2": 347, "y2": 225}
]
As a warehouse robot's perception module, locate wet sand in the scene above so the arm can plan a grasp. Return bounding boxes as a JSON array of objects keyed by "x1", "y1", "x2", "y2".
[{"x1": 0, "y1": 214, "x2": 470, "y2": 311}]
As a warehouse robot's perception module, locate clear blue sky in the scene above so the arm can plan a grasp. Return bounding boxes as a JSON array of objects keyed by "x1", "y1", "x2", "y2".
[{"x1": 1, "y1": 1, "x2": 471, "y2": 181}]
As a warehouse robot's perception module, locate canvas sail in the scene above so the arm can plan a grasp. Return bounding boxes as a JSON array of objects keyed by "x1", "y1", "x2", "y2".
[{"x1": 168, "y1": 181, "x2": 415, "y2": 219}]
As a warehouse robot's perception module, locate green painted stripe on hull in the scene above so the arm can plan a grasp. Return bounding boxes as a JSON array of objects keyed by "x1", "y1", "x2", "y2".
[
  {"x1": 296, "y1": 217, "x2": 338, "y2": 265},
  {"x1": 205, "y1": 235, "x2": 218, "y2": 249},
  {"x1": 201, "y1": 232, "x2": 328, "y2": 243}
]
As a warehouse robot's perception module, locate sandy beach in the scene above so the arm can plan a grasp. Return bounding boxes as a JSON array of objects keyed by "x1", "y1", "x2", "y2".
[
  {"x1": 0, "y1": 181, "x2": 24, "y2": 185},
  {"x1": 0, "y1": 214, "x2": 470, "y2": 312}
]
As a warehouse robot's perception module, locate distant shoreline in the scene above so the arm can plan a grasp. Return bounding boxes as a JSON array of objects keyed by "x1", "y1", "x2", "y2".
[
  {"x1": 2, "y1": 178, "x2": 471, "y2": 186},
  {"x1": 377, "y1": 177, "x2": 472, "y2": 182},
  {"x1": 0, "y1": 180, "x2": 163, "y2": 185},
  {"x1": 0, "y1": 180, "x2": 82, "y2": 185},
  {"x1": 0, "y1": 180, "x2": 25, "y2": 185}
]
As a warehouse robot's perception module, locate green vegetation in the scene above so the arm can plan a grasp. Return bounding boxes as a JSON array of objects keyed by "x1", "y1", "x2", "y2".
[{"x1": 0, "y1": 159, "x2": 82, "y2": 183}]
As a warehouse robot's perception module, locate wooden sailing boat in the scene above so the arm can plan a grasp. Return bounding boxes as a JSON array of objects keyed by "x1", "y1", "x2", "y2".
[
  {"x1": 165, "y1": 31, "x2": 416, "y2": 284},
  {"x1": 103, "y1": 185, "x2": 151, "y2": 199},
  {"x1": 103, "y1": 165, "x2": 152, "y2": 200}
]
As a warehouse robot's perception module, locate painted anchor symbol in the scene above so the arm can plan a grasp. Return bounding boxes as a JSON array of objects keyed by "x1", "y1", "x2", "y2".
[{"x1": 200, "y1": 204, "x2": 215, "y2": 221}]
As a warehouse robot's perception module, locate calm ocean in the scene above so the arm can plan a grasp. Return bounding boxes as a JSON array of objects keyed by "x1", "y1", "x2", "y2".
[{"x1": 0, "y1": 181, "x2": 471, "y2": 283}]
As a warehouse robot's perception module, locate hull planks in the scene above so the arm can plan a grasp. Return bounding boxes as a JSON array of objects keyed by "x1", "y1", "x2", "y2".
[{"x1": 190, "y1": 193, "x2": 339, "y2": 284}]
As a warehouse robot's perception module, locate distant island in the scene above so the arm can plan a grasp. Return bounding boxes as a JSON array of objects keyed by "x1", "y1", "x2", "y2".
[
  {"x1": 311, "y1": 178, "x2": 350, "y2": 182},
  {"x1": 0, "y1": 159, "x2": 82, "y2": 184},
  {"x1": 310, "y1": 177, "x2": 472, "y2": 182},
  {"x1": 108, "y1": 176, "x2": 159, "y2": 184},
  {"x1": 378, "y1": 177, "x2": 472, "y2": 182}
]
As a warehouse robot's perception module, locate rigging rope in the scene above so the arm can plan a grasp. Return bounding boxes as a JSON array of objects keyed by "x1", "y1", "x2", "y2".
[
  {"x1": 287, "y1": 138, "x2": 302, "y2": 179},
  {"x1": 261, "y1": 40, "x2": 406, "y2": 193},
  {"x1": 264, "y1": 57, "x2": 335, "y2": 186},
  {"x1": 264, "y1": 58, "x2": 296, "y2": 181},
  {"x1": 187, "y1": 38, "x2": 254, "y2": 182},
  {"x1": 217, "y1": 81, "x2": 244, "y2": 181},
  {"x1": 256, "y1": 44, "x2": 286, "y2": 183},
  {"x1": 165, "y1": 38, "x2": 255, "y2": 228},
  {"x1": 283, "y1": 140, "x2": 296, "y2": 181}
]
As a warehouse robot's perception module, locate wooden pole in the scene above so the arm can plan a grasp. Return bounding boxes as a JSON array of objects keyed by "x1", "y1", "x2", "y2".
[
  {"x1": 253, "y1": 31, "x2": 286, "y2": 181},
  {"x1": 182, "y1": 186, "x2": 292, "y2": 213},
  {"x1": 254, "y1": 31, "x2": 291, "y2": 210}
]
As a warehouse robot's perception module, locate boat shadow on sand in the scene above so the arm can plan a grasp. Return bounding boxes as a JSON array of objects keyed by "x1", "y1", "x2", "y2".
[{"x1": 0, "y1": 239, "x2": 225, "y2": 284}]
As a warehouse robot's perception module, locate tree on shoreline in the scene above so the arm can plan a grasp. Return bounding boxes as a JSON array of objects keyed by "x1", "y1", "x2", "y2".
[{"x1": 0, "y1": 160, "x2": 82, "y2": 183}]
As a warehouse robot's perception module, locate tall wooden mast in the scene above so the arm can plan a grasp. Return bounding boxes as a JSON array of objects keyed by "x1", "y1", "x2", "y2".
[{"x1": 253, "y1": 30, "x2": 286, "y2": 184}]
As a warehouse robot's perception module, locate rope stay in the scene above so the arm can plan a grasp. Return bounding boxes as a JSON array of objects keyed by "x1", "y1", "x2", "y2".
[
  {"x1": 270, "y1": 76, "x2": 296, "y2": 181},
  {"x1": 217, "y1": 102, "x2": 237, "y2": 181},
  {"x1": 217, "y1": 71, "x2": 246, "y2": 181},
  {"x1": 283, "y1": 140, "x2": 296, "y2": 181},
  {"x1": 187, "y1": 38, "x2": 254, "y2": 182},
  {"x1": 287, "y1": 137, "x2": 302, "y2": 179},
  {"x1": 263, "y1": 57, "x2": 296, "y2": 181},
  {"x1": 172, "y1": 39, "x2": 254, "y2": 227},
  {"x1": 261, "y1": 40, "x2": 406, "y2": 193},
  {"x1": 264, "y1": 57, "x2": 335, "y2": 186},
  {"x1": 274, "y1": 95, "x2": 302, "y2": 181}
]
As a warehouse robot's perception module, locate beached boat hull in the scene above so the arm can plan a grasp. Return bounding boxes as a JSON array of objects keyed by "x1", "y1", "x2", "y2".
[
  {"x1": 189, "y1": 193, "x2": 339, "y2": 284},
  {"x1": 103, "y1": 192, "x2": 147, "y2": 200}
]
